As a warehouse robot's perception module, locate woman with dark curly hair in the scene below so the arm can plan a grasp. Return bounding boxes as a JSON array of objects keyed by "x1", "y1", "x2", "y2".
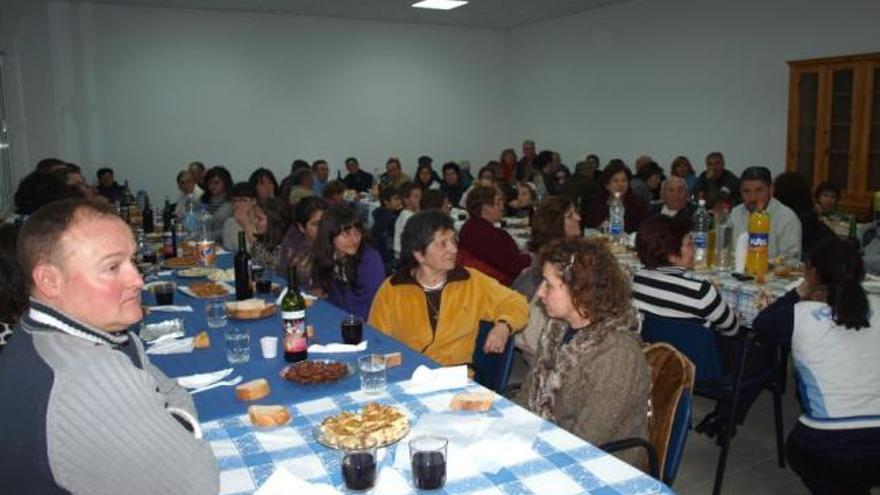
[
  {"x1": 310, "y1": 205, "x2": 385, "y2": 319},
  {"x1": 516, "y1": 237, "x2": 650, "y2": 467}
]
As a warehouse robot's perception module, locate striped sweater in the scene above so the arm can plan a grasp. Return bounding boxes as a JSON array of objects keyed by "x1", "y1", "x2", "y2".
[{"x1": 632, "y1": 266, "x2": 738, "y2": 335}]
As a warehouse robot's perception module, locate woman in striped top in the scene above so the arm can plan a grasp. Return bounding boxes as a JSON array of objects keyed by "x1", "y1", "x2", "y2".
[
  {"x1": 632, "y1": 215, "x2": 772, "y2": 441},
  {"x1": 631, "y1": 215, "x2": 737, "y2": 335}
]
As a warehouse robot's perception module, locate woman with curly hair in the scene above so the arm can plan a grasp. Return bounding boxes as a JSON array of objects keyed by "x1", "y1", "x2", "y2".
[
  {"x1": 310, "y1": 205, "x2": 385, "y2": 319},
  {"x1": 516, "y1": 237, "x2": 650, "y2": 467}
]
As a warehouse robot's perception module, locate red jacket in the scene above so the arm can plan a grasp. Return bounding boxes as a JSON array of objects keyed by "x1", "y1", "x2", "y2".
[{"x1": 459, "y1": 217, "x2": 531, "y2": 283}]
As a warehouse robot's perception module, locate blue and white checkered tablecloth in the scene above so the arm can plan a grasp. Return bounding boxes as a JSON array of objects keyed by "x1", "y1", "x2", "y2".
[{"x1": 204, "y1": 382, "x2": 672, "y2": 494}]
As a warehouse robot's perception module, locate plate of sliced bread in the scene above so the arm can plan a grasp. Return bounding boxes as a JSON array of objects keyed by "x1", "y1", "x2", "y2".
[{"x1": 225, "y1": 299, "x2": 278, "y2": 319}]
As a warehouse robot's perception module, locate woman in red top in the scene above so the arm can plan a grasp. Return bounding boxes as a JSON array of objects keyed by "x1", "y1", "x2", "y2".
[
  {"x1": 459, "y1": 185, "x2": 531, "y2": 284},
  {"x1": 584, "y1": 160, "x2": 649, "y2": 233}
]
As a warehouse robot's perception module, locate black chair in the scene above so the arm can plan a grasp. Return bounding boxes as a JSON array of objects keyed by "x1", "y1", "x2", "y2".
[
  {"x1": 640, "y1": 313, "x2": 785, "y2": 495},
  {"x1": 472, "y1": 321, "x2": 516, "y2": 393}
]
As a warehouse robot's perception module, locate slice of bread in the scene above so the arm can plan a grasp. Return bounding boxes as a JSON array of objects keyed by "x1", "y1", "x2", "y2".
[
  {"x1": 226, "y1": 299, "x2": 277, "y2": 319},
  {"x1": 450, "y1": 391, "x2": 494, "y2": 412},
  {"x1": 235, "y1": 378, "x2": 271, "y2": 401},
  {"x1": 226, "y1": 298, "x2": 267, "y2": 311},
  {"x1": 193, "y1": 331, "x2": 210, "y2": 349},
  {"x1": 384, "y1": 352, "x2": 403, "y2": 368},
  {"x1": 248, "y1": 405, "x2": 291, "y2": 427}
]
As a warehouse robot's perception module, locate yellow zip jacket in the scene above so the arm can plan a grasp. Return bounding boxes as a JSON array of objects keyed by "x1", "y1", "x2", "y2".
[{"x1": 368, "y1": 266, "x2": 528, "y2": 366}]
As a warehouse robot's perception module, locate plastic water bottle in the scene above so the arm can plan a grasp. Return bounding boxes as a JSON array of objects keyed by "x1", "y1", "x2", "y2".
[
  {"x1": 608, "y1": 192, "x2": 625, "y2": 243},
  {"x1": 692, "y1": 199, "x2": 710, "y2": 271}
]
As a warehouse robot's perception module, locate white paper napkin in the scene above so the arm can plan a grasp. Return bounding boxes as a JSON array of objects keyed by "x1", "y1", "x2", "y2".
[
  {"x1": 373, "y1": 467, "x2": 410, "y2": 495},
  {"x1": 158, "y1": 270, "x2": 174, "y2": 277},
  {"x1": 147, "y1": 305, "x2": 193, "y2": 312},
  {"x1": 174, "y1": 367, "x2": 234, "y2": 389},
  {"x1": 403, "y1": 365, "x2": 468, "y2": 395},
  {"x1": 255, "y1": 467, "x2": 339, "y2": 495},
  {"x1": 145, "y1": 337, "x2": 194, "y2": 355},
  {"x1": 308, "y1": 341, "x2": 368, "y2": 354},
  {"x1": 393, "y1": 410, "x2": 540, "y2": 477}
]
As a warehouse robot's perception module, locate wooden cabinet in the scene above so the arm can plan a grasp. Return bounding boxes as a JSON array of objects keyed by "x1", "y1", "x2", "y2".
[{"x1": 786, "y1": 52, "x2": 880, "y2": 218}]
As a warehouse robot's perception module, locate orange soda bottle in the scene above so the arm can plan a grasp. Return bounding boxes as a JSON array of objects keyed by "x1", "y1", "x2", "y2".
[{"x1": 745, "y1": 208, "x2": 770, "y2": 277}]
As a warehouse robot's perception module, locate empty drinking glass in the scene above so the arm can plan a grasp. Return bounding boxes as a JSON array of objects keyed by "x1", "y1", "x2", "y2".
[
  {"x1": 205, "y1": 299, "x2": 228, "y2": 328},
  {"x1": 225, "y1": 326, "x2": 250, "y2": 364}
]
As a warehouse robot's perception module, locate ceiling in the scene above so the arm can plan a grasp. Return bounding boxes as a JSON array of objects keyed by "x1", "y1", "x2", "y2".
[{"x1": 52, "y1": 0, "x2": 634, "y2": 29}]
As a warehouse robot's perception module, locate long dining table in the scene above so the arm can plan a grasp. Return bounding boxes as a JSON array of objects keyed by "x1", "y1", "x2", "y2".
[{"x1": 144, "y1": 253, "x2": 673, "y2": 494}]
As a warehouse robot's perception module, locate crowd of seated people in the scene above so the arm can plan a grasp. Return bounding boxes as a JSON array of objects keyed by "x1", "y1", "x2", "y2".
[{"x1": 2, "y1": 143, "x2": 875, "y2": 494}]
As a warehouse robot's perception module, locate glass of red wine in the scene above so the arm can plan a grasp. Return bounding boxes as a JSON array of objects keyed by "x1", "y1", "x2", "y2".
[
  {"x1": 341, "y1": 314, "x2": 363, "y2": 345},
  {"x1": 409, "y1": 435, "x2": 447, "y2": 490},
  {"x1": 340, "y1": 435, "x2": 377, "y2": 492},
  {"x1": 153, "y1": 282, "x2": 175, "y2": 306},
  {"x1": 252, "y1": 264, "x2": 273, "y2": 294}
]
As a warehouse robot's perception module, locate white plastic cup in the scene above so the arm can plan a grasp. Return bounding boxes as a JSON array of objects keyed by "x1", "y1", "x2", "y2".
[{"x1": 260, "y1": 336, "x2": 278, "y2": 359}]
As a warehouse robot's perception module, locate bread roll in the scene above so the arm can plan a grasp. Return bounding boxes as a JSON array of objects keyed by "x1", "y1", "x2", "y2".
[
  {"x1": 193, "y1": 331, "x2": 210, "y2": 349},
  {"x1": 450, "y1": 391, "x2": 494, "y2": 412},
  {"x1": 235, "y1": 378, "x2": 271, "y2": 401},
  {"x1": 248, "y1": 405, "x2": 291, "y2": 427}
]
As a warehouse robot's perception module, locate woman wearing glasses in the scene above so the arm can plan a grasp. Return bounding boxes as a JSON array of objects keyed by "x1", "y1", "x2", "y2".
[
  {"x1": 517, "y1": 237, "x2": 650, "y2": 467},
  {"x1": 311, "y1": 205, "x2": 386, "y2": 320}
]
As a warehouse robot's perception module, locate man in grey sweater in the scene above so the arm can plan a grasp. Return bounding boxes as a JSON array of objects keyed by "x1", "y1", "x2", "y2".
[{"x1": 0, "y1": 198, "x2": 219, "y2": 494}]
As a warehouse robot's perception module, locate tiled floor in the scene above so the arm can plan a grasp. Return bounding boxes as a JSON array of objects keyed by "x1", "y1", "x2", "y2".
[
  {"x1": 507, "y1": 352, "x2": 821, "y2": 494},
  {"x1": 674, "y1": 389, "x2": 808, "y2": 494}
]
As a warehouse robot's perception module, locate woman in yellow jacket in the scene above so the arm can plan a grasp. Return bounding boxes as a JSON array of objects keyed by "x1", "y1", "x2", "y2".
[{"x1": 369, "y1": 210, "x2": 528, "y2": 366}]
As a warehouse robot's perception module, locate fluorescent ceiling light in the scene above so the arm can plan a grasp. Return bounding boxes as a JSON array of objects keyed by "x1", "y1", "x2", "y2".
[{"x1": 411, "y1": 0, "x2": 468, "y2": 11}]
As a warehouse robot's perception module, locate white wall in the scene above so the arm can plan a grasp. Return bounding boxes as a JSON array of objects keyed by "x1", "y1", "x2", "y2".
[
  {"x1": 3, "y1": 0, "x2": 879, "y2": 202},
  {"x1": 0, "y1": 1, "x2": 509, "y2": 199},
  {"x1": 508, "y1": 0, "x2": 880, "y2": 176}
]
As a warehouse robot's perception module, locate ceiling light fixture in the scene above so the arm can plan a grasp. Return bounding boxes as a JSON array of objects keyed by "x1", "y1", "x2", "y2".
[{"x1": 411, "y1": 0, "x2": 468, "y2": 11}]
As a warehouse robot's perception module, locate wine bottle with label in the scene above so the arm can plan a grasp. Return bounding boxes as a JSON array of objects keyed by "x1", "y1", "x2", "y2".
[
  {"x1": 281, "y1": 265, "x2": 308, "y2": 362},
  {"x1": 234, "y1": 231, "x2": 253, "y2": 301}
]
